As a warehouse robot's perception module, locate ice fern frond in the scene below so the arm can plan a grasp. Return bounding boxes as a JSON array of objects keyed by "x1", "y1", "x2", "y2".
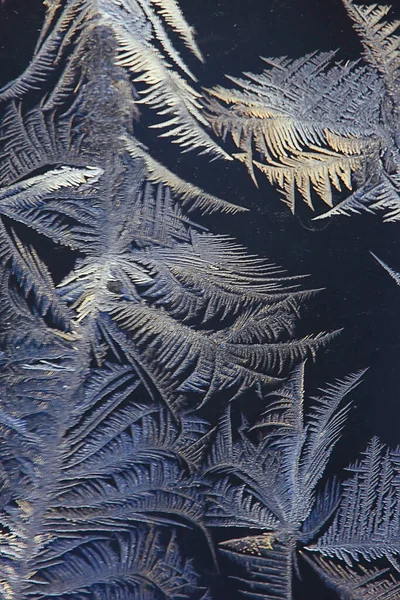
[
  {"x1": 0, "y1": 0, "x2": 87, "y2": 104},
  {"x1": 23, "y1": 528, "x2": 207, "y2": 599},
  {"x1": 342, "y1": 0, "x2": 400, "y2": 91},
  {"x1": 107, "y1": 299, "x2": 333, "y2": 414},
  {"x1": 252, "y1": 147, "x2": 364, "y2": 211},
  {"x1": 206, "y1": 51, "x2": 382, "y2": 212},
  {"x1": 0, "y1": 348, "x2": 210, "y2": 598},
  {"x1": 0, "y1": 165, "x2": 103, "y2": 247},
  {"x1": 123, "y1": 136, "x2": 245, "y2": 214},
  {"x1": 0, "y1": 227, "x2": 73, "y2": 332},
  {"x1": 302, "y1": 553, "x2": 400, "y2": 599},
  {"x1": 0, "y1": 101, "x2": 86, "y2": 188},
  {"x1": 148, "y1": 0, "x2": 204, "y2": 63},
  {"x1": 96, "y1": 0, "x2": 230, "y2": 158},
  {"x1": 313, "y1": 172, "x2": 400, "y2": 222},
  {"x1": 308, "y1": 437, "x2": 400, "y2": 568},
  {"x1": 206, "y1": 1, "x2": 400, "y2": 220},
  {"x1": 0, "y1": 0, "x2": 228, "y2": 159},
  {"x1": 201, "y1": 364, "x2": 365, "y2": 599},
  {"x1": 370, "y1": 251, "x2": 400, "y2": 285},
  {"x1": 298, "y1": 369, "x2": 366, "y2": 518}
]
